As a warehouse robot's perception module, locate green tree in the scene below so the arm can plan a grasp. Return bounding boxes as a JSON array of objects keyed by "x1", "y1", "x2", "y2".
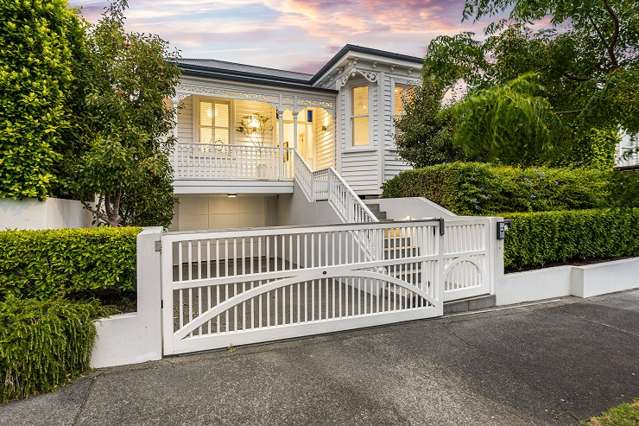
[
  {"x1": 0, "y1": 0, "x2": 86, "y2": 199},
  {"x1": 70, "y1": 1, "x2": 181, "y2": 226},
  {"x1": 458, "y1": 0, "x2": 639, "y2": 133},
  {"x1": 409, "y1": 0, "x2": 638, "y2": 167},
  {"x1": 450, "y1": 73, "x2": 568, "y2": 166},
  {"x1": 394, "y1": 79, "x2": 464, "y2": 167}
]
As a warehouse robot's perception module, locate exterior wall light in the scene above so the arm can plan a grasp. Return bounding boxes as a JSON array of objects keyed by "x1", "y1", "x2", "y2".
[{"x1": 227, "y1": 194, "x2": 237, "y2": 198}]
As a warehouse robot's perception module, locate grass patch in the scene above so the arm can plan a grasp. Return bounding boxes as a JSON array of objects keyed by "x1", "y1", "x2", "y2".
[{"x1": 587, "y1": 398, "x2": 639, "y2": 425}]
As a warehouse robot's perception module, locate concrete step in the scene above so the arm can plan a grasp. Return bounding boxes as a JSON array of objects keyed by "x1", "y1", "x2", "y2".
[
  {"x1": 366, "y1": 203, "x2": 388, "y2": 221},
  {"x1": 443, "y1": 294, "x2": 496, "y2": 315}
]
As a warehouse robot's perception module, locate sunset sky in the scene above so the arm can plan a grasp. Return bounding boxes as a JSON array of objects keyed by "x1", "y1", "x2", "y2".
[{"x1": 68, "y1": 0, "x2": 492, "y2": 73}]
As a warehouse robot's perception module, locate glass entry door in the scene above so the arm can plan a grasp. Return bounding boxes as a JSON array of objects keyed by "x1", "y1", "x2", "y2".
[{"x1": 276, "y1": 109, "x2": 315, "y2": 168}]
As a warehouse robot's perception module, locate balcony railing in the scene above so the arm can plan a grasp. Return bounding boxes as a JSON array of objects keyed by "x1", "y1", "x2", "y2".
[{"x1": 173, "y1": 143, "x2": 294, "y2": 180}]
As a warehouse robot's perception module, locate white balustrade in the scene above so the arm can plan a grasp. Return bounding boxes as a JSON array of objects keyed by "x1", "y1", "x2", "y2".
[
  {"x1": 293, "y1": 151, "x2": 314, "y2": 200},
  {"x1": 173, "y1": 143, "x2": 293, "y2": 180}
]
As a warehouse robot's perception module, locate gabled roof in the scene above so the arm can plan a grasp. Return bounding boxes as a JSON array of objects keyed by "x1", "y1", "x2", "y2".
[
  {"x1": 177, "y1": 44, "x2": 423, "y2": 91},
  {"x1": 309, "y1": 44, "x2": 423, "y2": 84}
]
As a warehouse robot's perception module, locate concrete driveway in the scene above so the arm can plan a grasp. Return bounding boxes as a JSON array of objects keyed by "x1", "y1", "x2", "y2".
[{"x1": 2, "y1": 290, "x2": 639, "y2": 425}]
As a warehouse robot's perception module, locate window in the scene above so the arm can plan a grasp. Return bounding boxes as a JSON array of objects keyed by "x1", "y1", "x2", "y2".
[
  {"x1": 394, "y1": 84, "x2": 409, "y2": 118},
  {"x1": 351, "y1": 86, "x2": 369, "y2": 146},
  {"x1": 199, "y1": 100, "x2": 229, "y2": 144}
]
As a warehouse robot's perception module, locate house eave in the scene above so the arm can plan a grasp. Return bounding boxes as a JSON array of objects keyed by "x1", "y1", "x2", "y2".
[
  {"x1": 178, "y1": 64, "x2": 337, "y2": 94},
  {"x1": 309, "y1": 44, "x2": 423, "y2": 85}
]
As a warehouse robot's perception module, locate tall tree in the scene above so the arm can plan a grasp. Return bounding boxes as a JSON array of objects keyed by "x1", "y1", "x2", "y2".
[
  {"x1": 405, "y1": 1, "x2": 639, "y2": 167},
  {"x1": 459, "y1": 0, "x2": 639, "y2": 133},
  {"x1": 69, "y1": 1, "x2": 181, "y2": 226},
  {"x1": 394, "y1": 79, "x2": 464, "y2": 167}
]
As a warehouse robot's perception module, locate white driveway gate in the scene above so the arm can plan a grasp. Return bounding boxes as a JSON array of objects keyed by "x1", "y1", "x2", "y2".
[
  {"x1": 161, "y1": 220, "x2": 450, "y2": 355},
  {"x1": 443, "y1": 218, "x2": 493, "y2": 301}
]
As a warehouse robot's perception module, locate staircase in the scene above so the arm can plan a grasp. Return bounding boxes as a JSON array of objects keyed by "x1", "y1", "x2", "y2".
[{"x1": 365, "y1": 203, "x2": 388, "y2": 221}]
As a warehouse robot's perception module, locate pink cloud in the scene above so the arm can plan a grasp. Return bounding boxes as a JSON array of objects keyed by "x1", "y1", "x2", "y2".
[{"x1": 70, "y1": 0, "x2": 490, "y2": 72}]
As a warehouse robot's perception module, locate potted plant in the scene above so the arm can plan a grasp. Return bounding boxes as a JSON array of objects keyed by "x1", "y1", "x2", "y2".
[{"x1": 236, "y1": 113, "x2": 273, "y2": 178}]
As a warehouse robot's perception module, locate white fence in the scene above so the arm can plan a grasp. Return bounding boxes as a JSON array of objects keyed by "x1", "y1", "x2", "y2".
[
  {"x1": 443, "y1": 218, "x2": 492, "y2": 301},
  {"x1": 161, "y1": 220, "x2": 445, "y2": 354},
  {"x1": 173, "y1": 143, "x2": 294, "y2": 180}
]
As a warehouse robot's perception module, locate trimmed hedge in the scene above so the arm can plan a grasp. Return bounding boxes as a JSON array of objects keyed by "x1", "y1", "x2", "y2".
[
  {"x1": 382, "y1": 162, "x2": 612, "y2": 215},
  {"x1": 0, "y1": 297, "x2": 104, "y2": 402},
  {"x1": 0, "y1": 227, "x2": 140, "y2": 302},
  {"x1": 504, "y1": 208, "x2": 639, "y2": 271}
]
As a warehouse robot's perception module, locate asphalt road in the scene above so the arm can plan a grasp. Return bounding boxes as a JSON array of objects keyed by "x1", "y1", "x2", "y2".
[{"x1": 2, "y1": 290, "x2": 639, "y2": 425}]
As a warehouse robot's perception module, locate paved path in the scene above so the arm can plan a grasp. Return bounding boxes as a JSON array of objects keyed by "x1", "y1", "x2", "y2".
[{"x1": 3, "y1": 290, "x2": 639, "y2": 425}]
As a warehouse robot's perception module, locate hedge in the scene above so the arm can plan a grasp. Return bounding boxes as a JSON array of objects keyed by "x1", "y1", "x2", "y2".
[
  {"x1": 0, "y1": 0, "x2": 86, "y2": 199},
  {"x1": 504, "y1": 208, "x2": 639, "y2": 271},
  {"x1": 0, "y1": 227, "x2": 140, "y2": 302},
  {"x1": 382, "y1": 162, "x2": 613, "y2": 215},
  {"x1": 0, "y1": 297, "x2": 104, "y2": 402}
]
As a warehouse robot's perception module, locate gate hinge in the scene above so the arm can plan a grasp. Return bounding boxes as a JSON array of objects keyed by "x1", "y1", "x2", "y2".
[
  {"x1": 155, "y1": 240, "x2": 162, "y2": 252},
  {"x1": 439, "y1": 218, "x2": 445, "y2": 236},
  {"x1": 161, "y1": 299, "x2": 164, "y2": 309}
]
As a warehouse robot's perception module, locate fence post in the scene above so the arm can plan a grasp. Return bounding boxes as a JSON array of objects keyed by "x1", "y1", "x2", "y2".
[
  {"x1": 91, "y1": 227, "x2": 163, "y2": 368},
  {"x1": 437, "y1": 220, "x2": 445, "y2": 314},
  {"x1": 488, "y1": 217, "x2": 505, "y2": 296}
]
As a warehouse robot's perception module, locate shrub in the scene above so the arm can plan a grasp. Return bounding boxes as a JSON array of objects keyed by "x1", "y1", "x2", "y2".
[
  {"x1": 504, "y1": 209, "x2": 639, "y2": 271},
  {"x1": 382, "y1": 162, "x2": 613, "y2": 215},
  {"x1": 0, "y1": 297, "x2": 104, "y2": 402},
  {"x1": 0, "y1": 227, "x2": 140, "y2": 302},
  {"x1": 0, "y1": 0, "x2": 86, "y2": 199}
]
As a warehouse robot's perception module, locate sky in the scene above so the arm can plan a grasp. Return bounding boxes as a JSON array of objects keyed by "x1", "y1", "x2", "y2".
[{"x1": 68, "y1": 0, "x2": 490, "y2": 74}]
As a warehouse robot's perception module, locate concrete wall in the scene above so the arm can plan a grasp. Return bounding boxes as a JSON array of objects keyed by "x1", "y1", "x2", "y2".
[
  {"x1": 171, "y1": 195, "x2": 279, "y2": 231},
  {"x1": 91, "y1": 227, "x2": 163, "y2": 368},
  {"x1": 496, "y1": 257, "x2": 639, "y2": 305},
  {"x1": 0, "y1": 198, "x2": 91, "y2": 230},
  {"x1": 277, "y1": 182, "x2": 342, "y2": 226},
  {"x1": 370, "y1": 197, "x2": 456, "y2": 220}
]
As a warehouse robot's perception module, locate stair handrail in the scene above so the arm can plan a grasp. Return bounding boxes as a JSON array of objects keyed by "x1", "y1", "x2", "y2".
[
  {"x1": 326, "y1": 167, "x2": 378, "y2": 224},
  {"x1": 293, "y1": 150, "x2": 315, "y2": 201}
]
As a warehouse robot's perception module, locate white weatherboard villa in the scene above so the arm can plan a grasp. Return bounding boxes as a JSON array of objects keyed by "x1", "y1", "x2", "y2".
[
  {"x1": 169, "y1": 44, "x2": 421, "y2": 230},
  {"x1": 153, "y1": 44, "x2": 505, "y2": 355}
]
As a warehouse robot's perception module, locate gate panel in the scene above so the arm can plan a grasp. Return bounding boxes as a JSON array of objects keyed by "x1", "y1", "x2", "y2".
[
  {"x1": 443, "y1": 218, "x2": 492, "y2": 301},
  {"x1": 162, "y1": 221, "x2": 444, "y2": 355}
]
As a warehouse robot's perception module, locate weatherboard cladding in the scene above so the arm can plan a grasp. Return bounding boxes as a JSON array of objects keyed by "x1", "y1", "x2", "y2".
[{"x1": 175, "y1": 44, "x2": 422, "y2": 195}]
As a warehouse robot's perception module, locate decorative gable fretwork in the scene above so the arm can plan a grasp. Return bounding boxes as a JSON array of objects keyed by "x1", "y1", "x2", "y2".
[
  {"x1": 174, "y1": 79, "x2": 336, "y2": 113},
  {"x1": 337, "y1": 65, "x2": 379, "y2": 89}
]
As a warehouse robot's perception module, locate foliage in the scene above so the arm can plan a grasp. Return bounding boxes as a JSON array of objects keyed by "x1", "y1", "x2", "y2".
[
  {"x1": 449, "y1": 73, "x2": 568, "y2": 166},
  {"x1": 394, "y1": 79, "x2": 465, "y2": 167},
  {"x1": 0, "y1": 227, "x2": 139, "y2": 303},
  {"x1": 0, "y1": 0, "x2": 86, "y2": 199},
  {"x1": 458, "y1": 0, "x2": 639, "y2": 133},
  {"x1": 0, "y1": 297, "x2": 104, "y2": 402},
  {"x1": 504, "y1": 208, "x2": 639, "y2": 271},
  {"x1": 382, "y1": 162, "x2": 614, "y2": 215},
  {"x1": 66, "y1": 0, "x2": 181, "y2": 226},
  {"x1": 587, "y1": 398, "x2": 639, "y2": 426},
  {"x1": 409, "y1": 0, "x2": 639, "y2": 167}
]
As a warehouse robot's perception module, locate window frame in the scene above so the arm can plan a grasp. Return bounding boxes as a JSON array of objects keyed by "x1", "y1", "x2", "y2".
[
  {"x1": 393, "y1": 83, "x2": 411, "y2": 120},
  {"x1": 350, "y1": 85, "x2": 370, "y2": 147},
  {"x1": 195, "y1": 97, "x2": 231, "y2": 145}
]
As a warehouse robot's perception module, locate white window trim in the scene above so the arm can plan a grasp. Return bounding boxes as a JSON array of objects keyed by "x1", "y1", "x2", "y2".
[
  {"x1": 349, "y1": 83, "x2": 373, "y2": 149},
  {"x1": 193, "y1": 96, "x2": 233, "y2": 145}
]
